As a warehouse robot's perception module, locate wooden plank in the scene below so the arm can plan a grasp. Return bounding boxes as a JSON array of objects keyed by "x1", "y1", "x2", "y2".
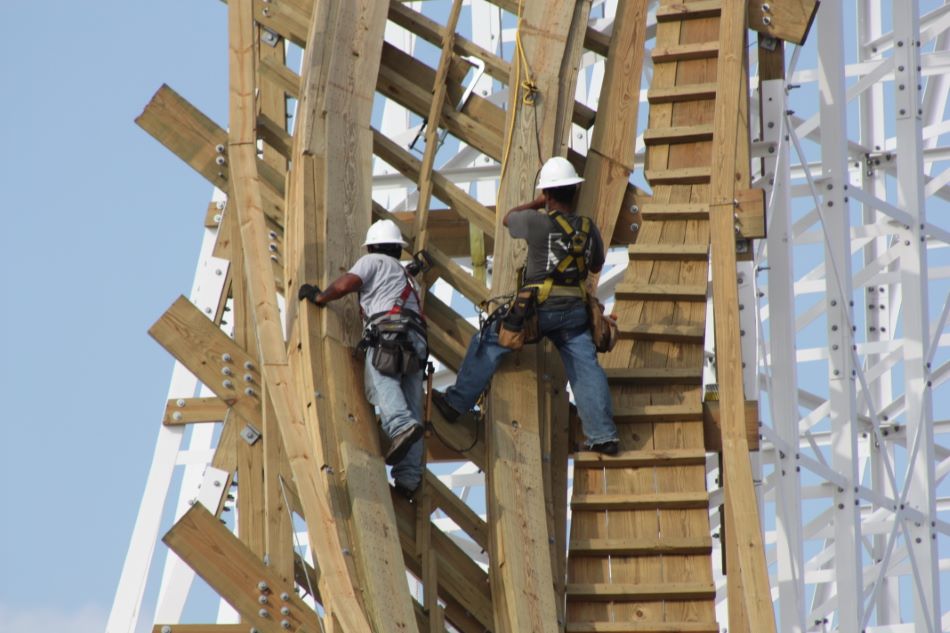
[
  {"x1": 227, "y1": 2, "x2": 375, "y2": 629},
  {"x1": 372, "y1": 129, "x2": 496, "y2": 237},
  {"x1": 651, "y1": 40, "x2": 719, "y2": 63},
  {"x1": 615, "y1": 282, "x2": 707, "y2": 301},
  {"x1": 707, "y1": 0, "x2": 777, "y2": 629},
  {"x1": 656, "y1": 1, "x2": 722, "y2": 22},
  {"x1": 251, "y1": 0, "x2": 311, "y2": 47},
  {"x1": 642, "y1": 124, "x2": 714, "y2": 146},
  {"x1": 570, "y1": 493, "x2": 709, "y2": 511},
  {"x1": 644, "y1": 167, "x2": 712, "y2": 185},
  {"x1": 646, "y1": 83, "x2": 717, "y2": 104},
  {"x1": 136, "y1": 84, "x2": 230, "y2": 193},
  {"x1": 616, "y1": 322, "x2": 705, "y2": 343},
  {"x1": 149, "y1": 297, "x2": 263, "y2": 427},
  {"x1": 565, "y1": 583, "x2": 716, "y2": 601},
  {"x1": 163, "y1": 504, "x2": 322, "y2": 633},
  {"x1": 152, "y1": 626, "x2": 248, "y2": 633},
  {"x1": 424, "y1": 471, "x2": 488, "y2": 550},
  {"x1": 412, "y1": 0, "x2": 465, "y2": 257},
  {"x1": 613, "y1": 403, "x2": 704, "y2": 423},
  {"x1": 485, "y1": 1, "x2": 587, "y2": 630},
  {"x1": 575, "y1": 0, "x2": 649, "y2": 253},
  {"x1": 259, "y1": 55, "x2": 300, "y2": 99},
  {"x1": 628, "y1": 244, "x2": 708, "y2": 261},
  {"x1": 162, "y1": 397, "x2": 229, "y2": 425},
  {"x1": 391, "y1": 492, "x2": 493, "y2": 632},
  {"x1": 640, "y1": 202, "x2": 708, "y2": 220},
  {"x1": 257, "y1": 113, "x2": 292, "y2": 160},
  {"x1": 703, "y1": 399, "x2": 761, "y2": 451},
  {"x1": 573, "y1": 448, "x2": 707, "y2": 468},
  {"x1": 604, "y1": 367, "x2": 704, "y2": 384},
  {"x1": 566, "y1": 622, "x2": 719, "y2": 632},
  {"x1": 748, "y1": 0, "x2": 819, "y2": 45},
  {"x1": 568, "y1": 536, "x2": 712, "y2": 556}
]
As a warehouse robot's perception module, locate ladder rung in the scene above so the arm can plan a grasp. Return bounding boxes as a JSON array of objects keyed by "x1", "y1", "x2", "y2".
[
  {"x1": 645, "y1": 167, "x2": 712, "y2": 185},
  {"x1": 647, "y1": 82, "x2": 717, "y2": 104},
  {"x1": 640, "y1": 202, "x2": 709, "y2": 220},
  {"x1": 643, "y1": 124, "x2": 714, "y2": 146},
  {"x1": 570, "y1": 492, "x2": 709, "y2": 511},
  {"x1": 604, "y1": 367, "x2": 704, "y2": 384},
  {"x1": 615, "y1": 283, "x2": 707, "y2": 301},
  {"x1": 569, "y1": 535, "x2": 713, "y2": 556},
  {"x1": 573, "y1": 448, "x2": 707, "y2": 468},
  {"x1": 655, "y1": 0, "x2": 722, "y2": 23},
  {"x1": 617, "y1": 323, "x2": 705, "y2": 343},
  {"x1": 652, "y1": 41, "x2": 719, "y2": 63},
  {"x1": 613, "y1": 403, "x2": 704, "y2": 423},
  {"x1": 566, "y1": 622, "x2": 720, "y2": 633},
  {"x1": 566, "y1": 582, "x2": 716, "y2": 601},
  {"x1": 628, "y1": 244, "x2": 708, "y2": 261}
]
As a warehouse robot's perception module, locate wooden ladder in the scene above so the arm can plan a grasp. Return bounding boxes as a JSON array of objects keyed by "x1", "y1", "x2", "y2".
[{"x1": 566, "y1": 1, "x2": 729, "y2": 631}]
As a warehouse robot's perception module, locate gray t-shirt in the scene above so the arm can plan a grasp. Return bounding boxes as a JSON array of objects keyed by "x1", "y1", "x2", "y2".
[
  {"x1": 507, "y1": 209, "x2": 605, "y2": 306},
  {"x1": 349, "y1": 253, "x2": 421, "y2": 319}
]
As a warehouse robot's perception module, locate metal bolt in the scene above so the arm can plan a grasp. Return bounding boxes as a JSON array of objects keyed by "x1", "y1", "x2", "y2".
[
  {"x1": 215, "y1": 155, "x2": 227, "y2": 166},
  {"x1": 281, "y1": 592, "x2": 291, "y2": 601},
  {"x1": 172, "y1": 411, "x2": 183, "y2": 421},
  {"x1": 259, "y1": 608, "x2": 269, "y2": 618},
  {"x1": 281, "y1": 606, "x2": 291, "y2": 616},
  {"x1": 162, "y1": 627, "x2": 172, "y2": 633},
  {"x1": 244, "y1": 361, "x2": 255, "y2": 371},
  {"x1": 223, "y1": 367, "x2": 233, "y2": 376},
  {"x1": 762, "y1": 15, "x2": 771, "y2": 25},
  {"x1": 259, "y1": 595, "x2": 268, "y2": 605},
  {"x1": 268, "y1": 242, "x2": 278, "y2": 252},
  {"x1": 223, "y1": 380, "x2": 234, "y2": 389},
  {"x1": 215, "y1": 144, "x2": 225, "y2": 154},
  {"x1": 245, "y1": 387, "x2": 256, "y2": 397},
  {"x1": 244, "y1": 374, "x2": 254, "y2": 382},
  {"x1": 281, "y1": 622, "x2": 291, "y2": 630},
  {"x1": 222, "y1": 353, "x2": 232, "y2": 362},
  {"x1": 258, "y1": 581, "x2": 269, "y2": 591}
]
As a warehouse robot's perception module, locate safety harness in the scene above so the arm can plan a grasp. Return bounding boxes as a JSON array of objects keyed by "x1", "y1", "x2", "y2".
[
  {"x1": 524, "y1": 209, "x2": 592, "y2": 303},
  {"x1": 357, "y1": 269, "x2": 427, "y2": 372}
]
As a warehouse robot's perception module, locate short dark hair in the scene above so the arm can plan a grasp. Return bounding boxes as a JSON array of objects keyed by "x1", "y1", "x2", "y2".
[
  {"x1": 368, "y1": 243, "x2": 403, "y2": 259},
  {"x1": 543, "y1": 184, "x2": 578, "y2": 204}
]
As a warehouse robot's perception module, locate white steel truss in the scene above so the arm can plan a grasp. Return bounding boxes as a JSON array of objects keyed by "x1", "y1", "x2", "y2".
[{"x1": 109, "y1": 2, "x2": 949, "y2": 632}]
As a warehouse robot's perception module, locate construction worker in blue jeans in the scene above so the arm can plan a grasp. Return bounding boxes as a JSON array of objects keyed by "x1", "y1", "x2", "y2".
[{"x1": 433, "y1": 157, "x2": 619, "y2": 454}]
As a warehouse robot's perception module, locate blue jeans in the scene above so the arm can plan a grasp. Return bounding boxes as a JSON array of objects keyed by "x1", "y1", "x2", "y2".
[
  {"x1": 364, "y1": 330, "x2": 427, "y2": 490},
  {"x1": 443, "y1": 302, "x2": 618, "y2": 448}
]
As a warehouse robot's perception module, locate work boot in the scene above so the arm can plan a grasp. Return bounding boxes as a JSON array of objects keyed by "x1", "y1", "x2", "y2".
[
  {"x1": 588, "y1": 439, "x2": 619, "y2": 456},
  {"x1": 385, "y1": 423, "x2": 424, "y2": 465},
  {"x1": 393, "y1": 482, "x2": 419, "y2": 503},
  {"x1": 431, "y1": 390, "x2": 462, "y2": 423}
]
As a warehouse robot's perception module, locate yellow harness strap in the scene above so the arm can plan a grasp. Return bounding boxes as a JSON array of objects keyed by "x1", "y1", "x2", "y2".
[{"x1": 526, "y1": 211, "x2": 591, "y2": 303}]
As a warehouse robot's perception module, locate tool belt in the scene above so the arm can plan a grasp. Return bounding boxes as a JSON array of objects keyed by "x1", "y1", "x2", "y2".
[
  {"x1": 585, "y1": 294, "x2": 618, "y2": 353},
  {"x1": 358, "y1": 272, "x2": 427, "y2": 376},
  {"x1": 497, "y1": 287, "x2": 540, "y2": 351},
  {"x1": 360, "y1": 311, "x2": 427, "y2": 376}
]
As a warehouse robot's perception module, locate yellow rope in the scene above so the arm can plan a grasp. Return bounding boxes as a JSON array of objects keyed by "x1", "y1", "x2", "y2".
[{"x1": 499, "y1": 0, "x2": 538, "y2": 180}]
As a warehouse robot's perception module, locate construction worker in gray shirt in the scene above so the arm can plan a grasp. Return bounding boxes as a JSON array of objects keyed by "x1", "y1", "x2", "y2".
[
  {"x1": 299, "y1": 219, "x2": 428, "y2": 499},
  {"x1": 433, "y1": 157, "x2": 619, "y2": 455}
]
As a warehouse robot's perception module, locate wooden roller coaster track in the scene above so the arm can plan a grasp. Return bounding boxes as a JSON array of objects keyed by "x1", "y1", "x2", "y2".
[{"x1": 135, "y1": 1, "x2": 816, "y2": 631}]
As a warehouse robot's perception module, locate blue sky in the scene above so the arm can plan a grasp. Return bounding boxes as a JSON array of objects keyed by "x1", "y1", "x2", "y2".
[{"x1": 0, "y1": 2, "x2": 227, "y2": 630}]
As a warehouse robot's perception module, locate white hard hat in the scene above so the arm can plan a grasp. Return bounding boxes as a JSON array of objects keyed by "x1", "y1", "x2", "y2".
[
  {"x1": 363, "y1": 219, "x2": 408, "y2": 247},
  {"x1": 536, "y1": 156, "x2": 584, "y2": 190}
]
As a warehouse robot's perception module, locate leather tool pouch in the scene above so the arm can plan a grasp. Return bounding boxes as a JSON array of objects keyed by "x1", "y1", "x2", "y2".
[
  {"x1": 498, "y1": 288, "x2": 540, "y2": 350},
  {"x1": 586, "y1": 294, "x2": 619, "y2": 353},
  {"x1": 370, "y1": 316, "x2": 423, "y2": 376}
]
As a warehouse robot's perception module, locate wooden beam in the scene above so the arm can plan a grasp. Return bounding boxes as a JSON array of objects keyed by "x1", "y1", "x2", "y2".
[
  {"x1": 576, "y1": 0, "x2": 649, "y2": 256},
  {"x1": 162, "y1": 397, "x2": 229, "y2": 425},
  {"x1": 227, "y1": 2, "x2": 374, "y2": 629},
  {"x1": 163, "y1": 504, "x2": 321, "y2": 633},
  {"x1": 748, "y1": 0, "x2": 819, "y2": 45},
  {"x1": 412, "y1": 0, "x2": 465, "y2": 258},
  {"x1": 703, "y1": 399, "x2": 761, "y2": 451},
  {"x1": 149, "y1": 297, "x2": 263, "y2": 428},
  {"x1": 707, "y1": 0, "x2": 777, "y2": 630}
]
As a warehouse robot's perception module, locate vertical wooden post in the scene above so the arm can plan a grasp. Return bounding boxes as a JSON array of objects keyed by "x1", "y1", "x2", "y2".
[{"x1": 707, "y1": 2, "x2": 776, "y2": 632}]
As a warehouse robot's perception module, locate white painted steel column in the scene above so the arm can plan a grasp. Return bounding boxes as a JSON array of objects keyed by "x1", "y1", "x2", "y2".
[
  {"x1": 892, "y1": 3, "x2": 941, "y2": 628},
  {"x1": 106, "y1": 223, "x2": 226, "y2": 633},
  {"x1": 856, "y1": 0, "x2": 901, "y2": 622},
  {"x1": 816, "y1": 5, "x2": 863, "y2": 630},
  {"x1": 761, "y1": 79, "x2": 806, "y2": 633}
]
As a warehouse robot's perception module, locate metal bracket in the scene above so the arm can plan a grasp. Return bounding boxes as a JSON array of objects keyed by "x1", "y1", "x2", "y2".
[
  {"x1": 261, "y1": 28, "x2": 280, "y2": 47},
  {"x1": 240, "y1": 423, "x2": 262, "y2": 445}
]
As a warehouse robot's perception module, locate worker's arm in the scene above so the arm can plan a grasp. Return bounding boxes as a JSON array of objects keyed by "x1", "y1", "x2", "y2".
[
  {"x1": 315, "y1": 273, "x2": 363, "y2": 305},
  {"x1": 502, "y1": 193, "x2": 546, "y2": 227},
  {"x1": 299, "y1": 273, "x2": 363, "y2": 307}
]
